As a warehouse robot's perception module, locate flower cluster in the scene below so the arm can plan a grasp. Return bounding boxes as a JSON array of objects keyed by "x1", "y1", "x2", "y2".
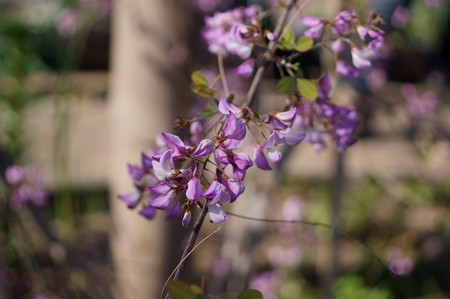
[
  {"x1": 292, "y1": 75, "x2": 358, "y2": 152},
  {"x1": 401, "y1": 83, "x2": 438, "y2": 118},
  {"x1": 119, "y1": 6, "x2": 384, "y2": 226},
  {"x1": 119, "y1": 73, "x2": 358, "y2": 225},
  {"x1": 202, "y1": 5, "x2": 261, "y2": 59},
  {"x1": 301, "y1": 10, "x2": 385, "y2": 77},
  {"x1": 55, "y1": 0, "x2": 110, "y2": 37},
  {"x1": 5, "y1": 165, "x2": 48, "y2": 209},
  {"x1": 119, "y1": 115, "x2": 248, "y2": 225}
]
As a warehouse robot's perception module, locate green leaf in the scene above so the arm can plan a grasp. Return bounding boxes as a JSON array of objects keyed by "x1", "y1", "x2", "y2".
[
  {"x1": 191, "y1": 70, "x2": 209, "y2": 87},
  {"x1": 276, "y1": 77, "x2": 295, "y2": 93},
  {"x1": 166, "y1": 280, "x2": 203, "y2": 299},
  {"x1": 199, "y1": 103, "x2": 216, "y2": 117},
  {"x1": 279, "y1": 26, "x2": 295, "y2": 50},
  {"x1": 295, "y1": 36, "x2": 313, "y2": 52},
  {"x1": 291, "y1": 62, "x2": 300, "y2": 71},
  {"x1": 237, "y1": 289, "x2": 264, "y2": 299},
  {"x1": 296, "y1": 78, "x2": 318, "y2": 100},
  {"x1": 192, "y1": 85, "x2": 216, "y2": 99}
]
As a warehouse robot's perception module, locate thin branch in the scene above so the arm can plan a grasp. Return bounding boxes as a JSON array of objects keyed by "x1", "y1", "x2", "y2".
[
  {"x1": 163, "y1": 204, "x2": 209, "y2": 299},
  {"x1": 217, "y1": 54, "x2": 230, "y2": 97},
  {"x1": 163, "y1": 3, "x2": 300, "y2": 297},
  {"x1": 285, "y1": 0, "x2": 312, "y2": 28},
  {"x1": 161, "y1": 225, "x2": 222, "y2": 299},
  {"x1": 246, "y1": 1, "x2": 297, "y2": 107},
  {"x1": 226, "y1": 211, "x2": 395, "y2": 276}
]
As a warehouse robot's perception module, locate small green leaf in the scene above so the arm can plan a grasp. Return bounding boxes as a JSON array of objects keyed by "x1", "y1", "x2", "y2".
[
  {"x1": 166, "y1": 280, "x2": 203, "y2": 299},
  {"x1": 237, "y1": 289, "x2": 264, "y2": 299},
  {"x1": 191, "y1": 70, "x2": 209, "y2": 87},
  {"x1": 295, "y1": 36, "x2": 313, "y2": 52},
  {"x1": 276, "y1": 77, "x2": 295, "y2": 93},
  {"x1": 291, "y1": 62, "x2": 300, "y2": 71},
  {"x1": 279, "y1": 26, "x2": 295, "y2": 50},
  {"x1": 212, "y1": 74, "x2": 221, "y2": 87},
  {"x1": 192, "y1": 85, "x2": 216, "y2": 99},
  {"x1": 199, "y1": 103, "x2": 216, "y2": 117},
  {"x1": 296, "y1": 78, "x2": 318, "y2": 100}
]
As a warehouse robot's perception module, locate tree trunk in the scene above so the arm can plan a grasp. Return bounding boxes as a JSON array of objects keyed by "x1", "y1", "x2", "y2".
[{"x1": 108, "y1": 0, "x2": 193, "y2": 297}]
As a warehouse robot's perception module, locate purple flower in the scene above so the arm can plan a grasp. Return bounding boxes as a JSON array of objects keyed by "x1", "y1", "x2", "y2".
[
  {"x1": 217, "y1": 170, "x2": 244, "y2": 202},
  {"x1": 208, "y1": 203, "x2": 227, "y2": 223},
  {"x1": 5, "y1": 165, "x2": 48, "y2": 209},
  {"x1": 291, "y1": 77, "x2": 358, "y2": 152},
  {"x1": 161, "y1": 132, "x2": 214, "y2": 159},
  {"x1": 213, "y1": 145, "x2": 253, "y2": 181},
  {"x1": 139, "y1": 206, "x2": 157, "y2": 219},
  {"x1": 148, "y1": 183, "x2": 177, "y2": 209},
  {"x1": 282, "y1": 129, "x2": 306, "y2": 146},
  {"x1": 222, "y1": 113, "x2": 246, "y2": 141},
  {"x1": 263, "y1": 132, "x2": 284, "y2": 163},
  {"x1": 388, "y1": 249, "x2": 414, "y2": 276},
  {"x1": 253, "y1": 143, "x2": 272, "y2": 170},
  {"x1": 331, "y1": 39, "x2": 346, "y2": 54},
  {"x1": 203, "y1": 180, "x2": 230, "y2": 204},
  {"x1": 265, "y1": 107, "x2": 297, "y2": 130},
  {"x1": 318, "y1": 73, "x2": 332, "y2": 100},
  {"x1": 186, "y1": 176, "x2": 203, "y2": 201},
  {"x1": 5, "y1": 165, "x2": 24, "y2": 185},
  {"x1": 391, "y1": 6, "x2": 410, "y2": 28},
  {"x1": 331, "y1": 10, "x2": 358, "y2": 35},
  {"x1": 302, "y1": 10, "x2": 384, "y2": 78},
  {"x1": 335, "y1": 60, "x2": 359, "y2": 77},
  {"x1": 306, "y1": 129, "x2": 327, "y2": 152},
  {"x1": 201, "y1": 180, "x2": 230, "y2": 223},
  {"x1": 320, "y1": 102, "x2": 358, "y2": 152},
  {"x1": 234, "y1": 58, "x2": 255, "y2": 78},
  {"x1": 401, "y1": 84, "x2": 438, "y2": 118},
  {"x1": 366, "y1": 68, "x2": 387, "y2": 90},
  {"x1": 218, "y1": 97, "x2": 241, "y2": 116},
  {"x1": 190, "y1": 121, "x2": 204, "y2": 145},
  {"x1": 300, "y1": 16, "x2": 325, "y2": 39},
  {"x1": 182, "y1": 209, "x2": 192, "y2": 227},
  {"x1": 152, "y1": 149, "x2": 178, "y2": 181},
  {"x1": 118, "y1": 192, "x2": 141, "y2": 209},
  {"x1": 55, "y1": 8, "x2": 80, "y2": 37},
  {"x1": 301, "y1": 10, "x2": 358, "y2": 40},
  {"x1": 351, "y1": 47, "x2": 375, "y2": 69},
  {"x1": 202, "y1": 5, "x2": 261, "y2": 59},
  {"x1": 249, "y1": 271, "x2": 283, "y2": 299}
]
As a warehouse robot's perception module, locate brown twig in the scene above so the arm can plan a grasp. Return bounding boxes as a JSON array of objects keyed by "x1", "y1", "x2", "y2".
[
  {"x1": 246, "y1": 0, "x2": 297, "y2": 107},
  {"x1": 163, "y1": 2, "x2": 299, "y2": 298},
  {"x1": 163, "y1": 204, "x2": 209, "y2": 299}
]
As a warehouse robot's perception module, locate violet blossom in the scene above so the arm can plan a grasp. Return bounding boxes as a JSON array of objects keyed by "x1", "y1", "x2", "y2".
[
  {"x1": 234, "y1": 58, "x2": 255, "y2": 78},
  {"x1": 291, "y1": 75, "x2": 358, "y2": 152},
  {"x1": 249, "y1": 271, "x2": 284, "y2": 299},
  {"x1": 5, "y1": 165, "x2": 48, "y2": 209},
  {"x1": 55, "y1": 8, "x2": 80, "y2": 37},
  {"x1": 202, "y1": 5, "x2": 261, "y2": 59},
  {"x1": 302, "y1": 10, "x2": 384, "y2": 77},
  {"x1": 388, "y1": 249, "x2": 414, "y2": 276},
  {"x1": 401, "y1": 84, "x2": 438, "y2": 118}
]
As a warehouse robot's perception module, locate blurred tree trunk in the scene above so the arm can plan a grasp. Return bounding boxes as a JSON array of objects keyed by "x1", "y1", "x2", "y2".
[{"x1": 109, "y1": 1, "x2": 193, "y2": 298}]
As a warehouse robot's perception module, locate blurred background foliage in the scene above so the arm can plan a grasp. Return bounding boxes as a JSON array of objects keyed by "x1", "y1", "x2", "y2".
[{"x1": 0, "y1": 0, "x2": 449, "y2": 298}]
